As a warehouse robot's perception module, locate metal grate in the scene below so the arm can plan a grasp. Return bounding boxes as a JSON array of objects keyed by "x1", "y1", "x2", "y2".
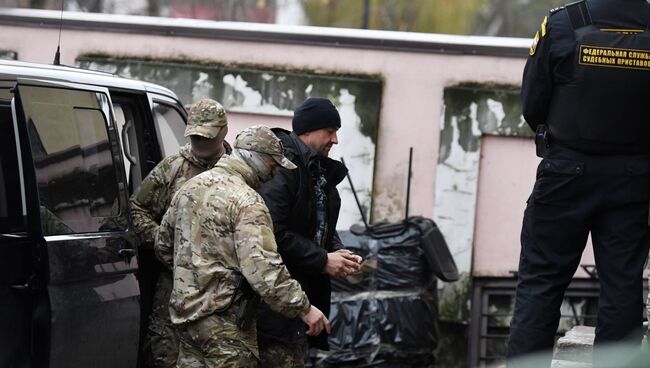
[{"x1": 468, "y1": 277, "x2": 602, "y2": 368}]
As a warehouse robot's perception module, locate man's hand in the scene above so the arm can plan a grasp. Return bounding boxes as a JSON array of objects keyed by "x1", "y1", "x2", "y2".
[
  {"x1": 301, "y1": 305, "x2": 331, "y2": 336},
  {"x1": 324, "y1": 249, "x2": 362, "y2": 278}
]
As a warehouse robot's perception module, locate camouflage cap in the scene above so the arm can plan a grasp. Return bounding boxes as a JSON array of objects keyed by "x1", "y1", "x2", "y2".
[
  {"x1": 184, "y1": 99, "x2": 228, "y2": 138},
  {"x1": 234, "y1": 125, "x2": 297, "y2": 170}
]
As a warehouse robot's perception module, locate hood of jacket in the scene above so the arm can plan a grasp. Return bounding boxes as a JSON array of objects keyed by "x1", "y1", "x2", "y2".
[
  {"x1": 271, "y1": 128, "x2": 348, "y2": 185},
  {"x1": 215, "y1": 154, "x2": 262, "y2": 189}
]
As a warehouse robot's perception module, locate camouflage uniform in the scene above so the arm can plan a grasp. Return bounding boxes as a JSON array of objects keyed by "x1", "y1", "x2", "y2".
[
  {"x1": 155, "y1": 126, "x2": 305, "y2": 368},
  {"x1": 130, "y1": 99, "x2": 228, "y2": 368},
  {"x1": 258, "y1": 340, "x2": 308, "y2": 368}
]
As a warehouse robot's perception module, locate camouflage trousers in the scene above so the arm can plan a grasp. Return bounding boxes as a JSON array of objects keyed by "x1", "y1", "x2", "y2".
[
  {"x1": 258, "y1": 339, "x2": 308, "y2": 368},
  {"x1": 176, "y1": 309, "x2": 259, "y2": 368},
  {"x1": 144, "y1": 272, "x2": 179, "y2": 368}
]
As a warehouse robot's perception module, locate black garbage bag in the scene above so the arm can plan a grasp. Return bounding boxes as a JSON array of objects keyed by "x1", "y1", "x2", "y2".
[{"x1": 308, "y1": 216, "x2": 457, "y2": 367}]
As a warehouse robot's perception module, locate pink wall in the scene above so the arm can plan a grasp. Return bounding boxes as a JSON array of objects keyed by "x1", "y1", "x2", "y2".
[
  {"x1": 225, "y1": 112, "x2": 291, "y2": 143},
  {"x1": 0, "y1": 22, "x2": 526, "y2": 225},
  {"x1": 473, "y1": 136, "x2": 595, "y2": 278}
]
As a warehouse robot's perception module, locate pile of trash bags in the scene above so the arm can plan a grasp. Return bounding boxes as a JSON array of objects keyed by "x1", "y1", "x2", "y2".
[{"x1": 308, "y1": 216, "x2": 458, "y2": 367}]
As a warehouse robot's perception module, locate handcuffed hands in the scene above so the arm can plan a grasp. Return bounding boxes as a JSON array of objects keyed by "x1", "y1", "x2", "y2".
[{"x1": 324, "y1": 249, "x2": 363, "y2": 278}]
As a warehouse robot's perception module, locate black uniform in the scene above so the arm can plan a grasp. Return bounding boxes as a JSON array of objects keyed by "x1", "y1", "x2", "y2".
[{"x1": 509, "y1": 0, "x2": 650, "y2": 364}]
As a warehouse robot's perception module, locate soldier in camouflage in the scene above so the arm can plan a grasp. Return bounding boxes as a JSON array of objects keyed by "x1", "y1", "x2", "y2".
[
  {"x1": 130, "y1": 98, "x2": 229, "y2": 368},
  {"x1": 155, "y1": 125, "x2": 331, "y2": 368}
]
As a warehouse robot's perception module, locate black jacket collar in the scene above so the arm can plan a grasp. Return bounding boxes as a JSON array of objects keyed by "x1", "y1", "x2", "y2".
[{"x1": 272, "y1": 128, "x2": 348, "y2": 186}]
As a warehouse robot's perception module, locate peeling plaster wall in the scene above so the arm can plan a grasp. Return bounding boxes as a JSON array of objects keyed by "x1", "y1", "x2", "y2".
[
  {"x1": 435, "y1": 85, "x2": 531, "y2": 276},
  {"x1": 76, "y1": 57, "x2": 381, "y2": 230},
  {"x1": 432, "y1": 85, "x2": 535, "y2": 324},
  {"x1": 0, "y1": 24, "x2": 527, "y2": 229},
  {"x1": 437, "y1": 85, "x2": 596, "y2": 284}
]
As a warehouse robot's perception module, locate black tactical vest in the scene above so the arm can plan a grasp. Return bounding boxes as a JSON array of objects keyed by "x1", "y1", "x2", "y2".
[{"x1": 547, "y1": 0, "x2": 650, "y2": 154}]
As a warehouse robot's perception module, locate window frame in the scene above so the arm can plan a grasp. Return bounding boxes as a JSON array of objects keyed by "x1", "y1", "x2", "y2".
[
  {"x1": 0, "y1": 91, "x2": 27, "y2": 234},
  {"x1": 148, "y1": 93, "x2": 188, "y2": 159},
  {"x1": 111, "y1": 92, "x2": 163, "y2": 193},
  {"x1": 14, "y1": 78, "x2": 130, "y2": 235}
]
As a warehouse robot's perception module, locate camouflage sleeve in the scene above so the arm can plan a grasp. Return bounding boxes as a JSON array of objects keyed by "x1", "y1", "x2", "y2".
[
  {"x1": 130, "y1": 158, "x2": 174, "y2": 249},
  {"x1": 234, "y1": 196, "x2": 311, "y2": 319},
  {"x1": 155, "y1": 195, "x2": 179, "y2": 270}
]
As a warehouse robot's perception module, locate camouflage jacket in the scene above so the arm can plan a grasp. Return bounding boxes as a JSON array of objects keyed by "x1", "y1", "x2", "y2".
[
  {"x1": 130, "y1": 144, "x2": 219, "y2": 249},
  {"x1": 155, "y1": 155, "x2": 311, "y2": 325}
]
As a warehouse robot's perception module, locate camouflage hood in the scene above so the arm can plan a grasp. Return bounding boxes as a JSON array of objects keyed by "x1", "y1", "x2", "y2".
[
  {"x1": 215, "y1": 154, "x2": 261, "y2": 189},
  {"x1": 179, "y1": 143, "x2": 220, "y2": 170}
]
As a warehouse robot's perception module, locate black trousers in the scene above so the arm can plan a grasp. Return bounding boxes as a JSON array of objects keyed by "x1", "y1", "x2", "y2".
[{"x1": 506, "y1": 145, "x2": 650, "y2": 366}]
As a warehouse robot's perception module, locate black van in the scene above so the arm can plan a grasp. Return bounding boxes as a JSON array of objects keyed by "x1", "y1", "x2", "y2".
[{"x1": 0, "y1": 60, "x2": 187, "y2": 368}]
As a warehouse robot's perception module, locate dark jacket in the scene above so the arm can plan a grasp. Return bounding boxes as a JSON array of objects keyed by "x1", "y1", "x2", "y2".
[
  {"x1": 521, "y1": 0, "x2": 650, "y2": 154},
  {"x1": 256, "y1": 128, "x2": 347, "y2": 349}
]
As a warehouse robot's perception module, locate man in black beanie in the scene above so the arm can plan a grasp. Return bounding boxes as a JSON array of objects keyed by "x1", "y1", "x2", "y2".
[{"x1": 256, "y1": 97, "x2": 363, "y2": 367}]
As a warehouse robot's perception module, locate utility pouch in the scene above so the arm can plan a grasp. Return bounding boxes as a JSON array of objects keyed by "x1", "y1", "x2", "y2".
[
  {"x1": 535, "y1": 124, "x2": 550, "y2": 158},
  {"x1": 234, "y1": 276, "x2": 260, "y2": 331}
]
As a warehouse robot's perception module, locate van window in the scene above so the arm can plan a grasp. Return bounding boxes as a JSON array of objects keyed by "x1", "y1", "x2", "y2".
[
  {"x1": 112, "y1": 94, "x2": 163, "y2": 194},
  {"x1": 0, "y1": 102, "x2": 25, "y2": 233},
  {"x1": 113, "y1": 103, "x2": 136, "y2": 188},
  {"x1": 152, "y1": 102, "x2": 186, "y2": 157},
  {"x1": 19, "y1": 85, "x2": 124, "y2": 235}
]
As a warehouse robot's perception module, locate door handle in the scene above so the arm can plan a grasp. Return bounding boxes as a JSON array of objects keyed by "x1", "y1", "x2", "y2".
[
  {"x1": 119, "y1": 248, "x2": 137, "y2": 264},
  {"x1": 10, "y1": 275, "x2": 35, "y2": 291},
  {"x1": 121, "y1": 119, "x2": 137, "y2": 165},
  {"x1": 119, "y1": 248, "x2": 137, "y2": 258},
  {"x1": 10, "y1": 281, "x2": 31, "y2": 290}
]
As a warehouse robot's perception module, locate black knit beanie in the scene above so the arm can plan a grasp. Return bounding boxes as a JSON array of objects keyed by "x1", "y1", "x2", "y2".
[{"x1": 292, "y1": 97, "x2": 341, "y2": 135}]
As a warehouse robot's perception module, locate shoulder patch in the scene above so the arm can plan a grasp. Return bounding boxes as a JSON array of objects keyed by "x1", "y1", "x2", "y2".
[
  {"x1": 549, "y1": 6, "x2": 564, "y2": 15},
  {"x1": 541, "y1": 16, "x2": 548, "y2": 37},
  {"x1": 530, "y1": 31, "x2": 540, "y2": 56}
]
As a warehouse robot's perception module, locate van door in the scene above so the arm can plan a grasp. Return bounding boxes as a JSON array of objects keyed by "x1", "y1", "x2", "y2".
[
  {"x1": 0, "y1": 85, "x2": 45, "y2": 368},
  {"x1": 14, "y1": 80, "x2": 140, "y2": 368}
]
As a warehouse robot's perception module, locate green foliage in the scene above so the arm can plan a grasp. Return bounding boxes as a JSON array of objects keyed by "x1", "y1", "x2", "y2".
[
  {"x1": 303, "y1": 0, "x2": 488, "y2": 34},
  {"x1": 6, "y1": 0, "x2": 573, "y2": 37},
  {"x1": 302, "y1": 0, "x2": 570, "y2": 37}
]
